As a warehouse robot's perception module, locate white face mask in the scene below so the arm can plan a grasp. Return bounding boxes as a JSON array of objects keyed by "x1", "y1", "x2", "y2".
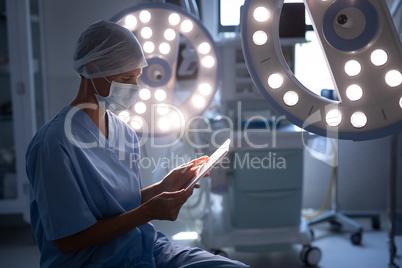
[{"x1": 92, "y1": 78, "x2": 139, "y2": 111}]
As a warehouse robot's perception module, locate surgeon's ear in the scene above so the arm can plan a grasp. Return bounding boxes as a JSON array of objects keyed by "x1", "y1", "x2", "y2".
[{"x1": 85, "y1": 61, "x2": 99, "y2": 77}]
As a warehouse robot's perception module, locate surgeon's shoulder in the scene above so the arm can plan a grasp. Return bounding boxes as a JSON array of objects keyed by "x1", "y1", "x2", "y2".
[{"x1": 28, "y1": 107, "x2": 73, "y2": 152}]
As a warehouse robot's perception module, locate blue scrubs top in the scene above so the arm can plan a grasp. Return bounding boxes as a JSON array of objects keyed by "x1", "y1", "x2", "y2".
[{"x1": 26, "y1": 106, "x2": 156, "y2": 267}]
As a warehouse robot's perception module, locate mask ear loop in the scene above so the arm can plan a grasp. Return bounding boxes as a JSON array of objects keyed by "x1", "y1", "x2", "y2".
[{"x1": 90, "y1": 78, "x2": 101, "y2": 95}]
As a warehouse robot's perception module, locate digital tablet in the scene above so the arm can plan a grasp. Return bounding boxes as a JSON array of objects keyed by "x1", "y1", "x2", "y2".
[{"x1": 185, "y1": 139, "x2": 231, "y2": 190}]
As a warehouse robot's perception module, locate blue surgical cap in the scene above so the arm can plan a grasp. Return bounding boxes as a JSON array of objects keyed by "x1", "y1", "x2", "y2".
[{"x1": 73, "y1": 20, "x2": 148, "y2": 78}]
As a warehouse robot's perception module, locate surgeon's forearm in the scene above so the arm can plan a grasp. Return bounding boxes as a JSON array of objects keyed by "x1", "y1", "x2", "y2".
[
  {"x1": 53, "y1": 206, "x2": 152, "y2": 254},
  {"x1": 140, "y1": 181, "x2": 162, "y2": 204}
]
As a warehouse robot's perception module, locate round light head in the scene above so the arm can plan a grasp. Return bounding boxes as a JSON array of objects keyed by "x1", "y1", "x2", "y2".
[
  {"x1": 241, "y1": 0, "x2": 402, "y2": 140},
  {"x1": 112, "y1": 3, "x2": 220, "y2": 135}
]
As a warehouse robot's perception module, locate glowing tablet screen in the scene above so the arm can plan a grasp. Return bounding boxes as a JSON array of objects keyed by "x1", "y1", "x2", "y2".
[{"x1": 185, "y1": 139, "x2": 231, "y2": 190}]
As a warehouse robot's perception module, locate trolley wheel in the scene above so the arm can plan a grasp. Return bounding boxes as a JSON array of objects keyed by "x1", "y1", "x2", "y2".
[
  {"x1": 372, "y1": 216, "x2": 381, "y2": 230},
  {"x1": 329, "y1": 220, "x2": 342, "y2": 232},
  {"x1": 211, "y1": 249, "x2": 228, "y2": 257},
  {"x1": 350, "y1": 231, "x2": 362, "y2": 245},
  {"x1": 300, "y1": 246, "x2": 322, "y2": 267}
]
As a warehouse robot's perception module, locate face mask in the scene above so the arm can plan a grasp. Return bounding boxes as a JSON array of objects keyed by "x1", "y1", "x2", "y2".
[{"x1": 92, "y1": 79, "x2": 139, "y2": 111}]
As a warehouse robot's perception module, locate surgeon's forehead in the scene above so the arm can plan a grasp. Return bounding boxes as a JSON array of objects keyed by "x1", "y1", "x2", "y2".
[{"x1": 114, "y1": 68, "x2": 143, "y2": 77}]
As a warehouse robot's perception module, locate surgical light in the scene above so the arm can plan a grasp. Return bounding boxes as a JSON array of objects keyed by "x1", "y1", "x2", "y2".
[
  {"x1": 198, "y1": 42, "x2": 211, "y2": 54},
  {"x1": 134, "y1": 102, "x2": 147, "y2": 114},
  {"x1": 181, "y1": 20, "x2": 193, "y2": 32},
  {"x1": 159, "y1": 42, "x2": 171, "y2": 55},
  {"x1": 283, "y1": 91, "x2": 299, "y2": 106},
  {"x1": 370, "y1": 49, "x2": 388, "y2": 66},
  {"x1": 164, "y1": 29, "x2": 176, "y2": 41},
  {"x1": 268, "y1": 73, "x2": 284, "y2": 89},
  {"x1": 155, "y1": 89, "x2": 167, "y2": 101},
  {"x1": 130, "y1": 116, "x2": 143, "y2": 130},
  {"x1": 241, "y1": 0, "x2": 402, "y2": 140},
  {"x1": 143, "y1": 41, "x2": 155, "y2": 53},
  {"x1": 139, "y1": 88, "x2": 151, "y2": 100},
  {"x1": 158, "y1": 118, "x2": 170, "y2": 131},
  {"x1": 385, "y1": 70, "x2": 402, "y2": 87},
  {"x1": 252, "y1": 30, "x2": 268, "y2": 45},
  {"x1": 344, "y1": 60, "x2": 361, "y2": 77},
  {"x1": 199, "y1": 83, "x2": 212, "y2": 95},
  {"x1": 346, "y1": 84, "x2": 363, "y2": 102},
  {"x1": 141, "y1": 27, "x2": 152, "y2": 39},
  {"x1": 168, "y1": 13, "x2": 180, "y2": 25},
  {"x1": 112, "y1": 2, "x2": 219, "y2": 135},
  {"x1": 139, "y1": 10, "x2": 151, "y2": 23},
  {"x1": 118, "y1": 111, "x2": 130, "y2": 123},
  {"x1": 192, "y1": 95, "x2": 205, "y2": 108},
  {"x1": 125, "y1": 15, "x2": 137, "y2": 29},
  {"x1": 201, "y1": 56, "x2": 215, "y2": 68},
  {"x1": 253, "y1": 6, "x2": 270, "y2": 22},
  {"x1": 326, "y1": 109, "x2": 342, "y2": 127},
  {"x1": 157, "y1": 105, "x2": 169, "y2": 115},
  {"x1": 350, "y1": 111, "x2": 367, "y2": 128}
]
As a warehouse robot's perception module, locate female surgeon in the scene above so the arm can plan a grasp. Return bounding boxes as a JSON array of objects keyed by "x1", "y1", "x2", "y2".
[{"x1": 25, "y1": 20, "x2": 249, "y2": 267}]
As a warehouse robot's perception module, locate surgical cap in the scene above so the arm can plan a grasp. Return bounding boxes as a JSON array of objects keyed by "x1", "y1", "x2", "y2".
[{"x1": 73, "y1": 20, "x2": 148, "y2": 78}]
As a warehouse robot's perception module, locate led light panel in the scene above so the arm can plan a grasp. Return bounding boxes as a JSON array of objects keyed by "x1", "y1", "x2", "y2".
[
  {"x1": 241, "y1": 0, "x2": 402, "y2": 140},
  {"x1": 111, "y1": 3, "x2": 219, "y2": 135}
]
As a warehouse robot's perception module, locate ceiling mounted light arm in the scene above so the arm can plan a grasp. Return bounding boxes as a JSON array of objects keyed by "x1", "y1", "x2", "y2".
[{"x1": 241, "y1": 0, "x2": 402, "y2": 141}]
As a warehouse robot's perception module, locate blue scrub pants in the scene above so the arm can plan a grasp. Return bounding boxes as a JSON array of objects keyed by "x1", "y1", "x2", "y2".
[{"x1": 153, "y1": 232, "x2": 250, "y2": 268}]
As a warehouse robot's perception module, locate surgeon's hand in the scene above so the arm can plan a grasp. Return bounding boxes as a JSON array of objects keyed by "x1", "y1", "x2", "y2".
[
  {"x1": 159, "y1": 156, "x2": 209, "y2": 192},
  {"x1": 141, "y1": 188, "x2": 195, "y2": 221}
]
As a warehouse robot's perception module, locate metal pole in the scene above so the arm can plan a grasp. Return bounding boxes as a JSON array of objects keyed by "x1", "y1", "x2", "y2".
[{"x1": 388, "y1": 134, "x2": 399, "y2": 268}]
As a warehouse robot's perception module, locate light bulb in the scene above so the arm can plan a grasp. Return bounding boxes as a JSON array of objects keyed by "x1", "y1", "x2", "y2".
[
  {"x1": 385, "y1": 70, "x2": 402, "y2": 87},
  {"x1": 268, "y1": 73, "x2": 283, "y2": 89},
  {"x1": 345, "y1": 60, "x2": 361, "y2": 76},
  {"x1": 139, "y1": 11, "x2": 151, "y2": 23},
  {"x1": 169, "y1": 13, "x2": 180, "y2": 25},
  {"x1": 253, "y1": 7, "x2": 270, "y2": 22},
  {"x1": 351, "y1": 112, "x2": 367, "y2": 128},
  {"x1": 139, "y1": 88, "x2": 151, "y2": 100},
  {"x1": 399, "y1": 97, "x2": 402, "y2": 109},
  {"x1": 326, "y1": 109, "x2": 342, "y2": 127},
  {"x1": 155, "y1": 89, "x2": 167, "y2": 101},
  {"x1": 199, "y1": 83, "x2": 212, "y2": 95},
  {"x1": 164, "y1": 29, "x2": 176, "y2": 41},
  {"x1": 346, "y1": 84, "x2": 363, "y2": 101},
  {"x1": 124, "y1": 15, "x2": 137, "y2": 29},
  {"x1": 283, "y1": 91, "x2": 299, "y2": 106},
  {"x1": 157, "y1": 105, "x2": 169, "y2": 115},
  {"x1": 170, "y1": 113, "x2": 182, "y2": 127},
  {"x1": 181, "y1": 20, "x2": 193, "y2": 32},
  {"x1": 134, "y1": 102, "x2": 146, "y2": 114},
  {"x1": 143, "y1": 41, "x2": 155, "y2": 53},
  {"x1": 118, "y1": 111, "x2": 130, "y2": 123},
  {"x1": 158, "y1": 118, "x2": 170, "y2": 131},
  {"x1": 192, "y1": 95, "x2": 205, "y2": 108},
  {"x1": 252, "y1": 30, "x2": 268, "y2": 46},
  {"x1": 141, "y1": 27, "x2": 152, "y2": 39},
  {"x1": 198, "y1": 42, "x2": 211, "y2": 55},
  {"x1": 159, "y1": 43, "x2": 171, "y2": 55},
  {"x1": 370, "y1": 49, "x2": 388, "y2": 66},
  {"x1": 130, "y1": 116, "x2": 143, "y2": 130},
  {"x1": 202, "y1": 56, "x2": 215, "y2": 68}
]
